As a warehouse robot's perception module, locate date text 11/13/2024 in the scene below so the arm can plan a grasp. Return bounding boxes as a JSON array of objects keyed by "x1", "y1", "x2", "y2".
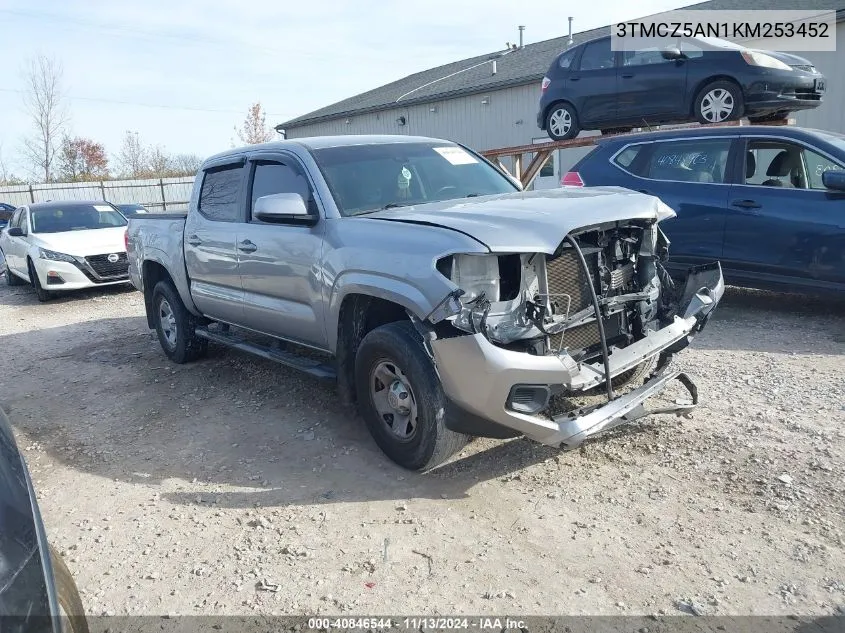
[{"x1": 307, "y1": 617, "x2": 527, "y2": 630}]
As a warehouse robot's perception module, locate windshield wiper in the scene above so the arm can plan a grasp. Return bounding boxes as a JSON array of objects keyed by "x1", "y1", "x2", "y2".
[
  {"x1": 465, "y1": 193, "x2": 481, "y2": 198},
  {"x1": 381, "y1": 202, "x2": 410, "y2": 210}
]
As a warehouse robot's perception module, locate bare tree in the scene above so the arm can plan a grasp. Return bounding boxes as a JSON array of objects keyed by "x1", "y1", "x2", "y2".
[
  {"x1": 235, "y1": 102, "x2": 274, "y2": 145},
  {"x1": 146, "y1": 145, "x2": 171, "y2": 177},
  {"x1": 117, "y1": 131, "x2": 148, "y2": 178},
  {"x1": 20, "y1": 55, "x2": 69, "y2": 182},
  {"x1": 170, "y1": 153, "x2": 203, "y2": 176}
]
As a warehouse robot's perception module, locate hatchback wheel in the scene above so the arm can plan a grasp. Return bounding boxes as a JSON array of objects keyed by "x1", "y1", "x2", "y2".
[
  {"x1": 545, "y1": 103, "x2": 580, "y2": 141},
  {"x1": 694, "y1": 81, "x2": 743, "y2": 124}
]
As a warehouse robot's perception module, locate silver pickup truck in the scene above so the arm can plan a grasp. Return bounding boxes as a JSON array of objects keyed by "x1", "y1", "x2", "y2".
[{"x1": 126, "y1": 134, "x2": 724, "y2": 471}]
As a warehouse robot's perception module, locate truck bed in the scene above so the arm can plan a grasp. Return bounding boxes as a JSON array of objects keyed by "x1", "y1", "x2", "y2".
[{"x1": 126, "y1": 214, "x2": 188, "y2": 299}]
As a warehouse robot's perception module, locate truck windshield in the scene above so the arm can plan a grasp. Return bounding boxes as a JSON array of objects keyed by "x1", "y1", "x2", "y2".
[
  {"x1": 30, "y1": 204, "x2": 127, "y2": 234},
  {"x1": 310, "y1": 142, "x2": 519, "y2": 216}
]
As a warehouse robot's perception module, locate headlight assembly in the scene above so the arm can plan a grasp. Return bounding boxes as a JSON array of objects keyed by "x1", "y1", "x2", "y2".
[
  {"x1": 741, "y1": 50, "x2": 791, "y2": 71},
  {"x1": 450, "y1": 254, "x2": 501, "y2": 302},
  {"x1": 39, "y1": 248, "x2": 76, "y2": 263}
]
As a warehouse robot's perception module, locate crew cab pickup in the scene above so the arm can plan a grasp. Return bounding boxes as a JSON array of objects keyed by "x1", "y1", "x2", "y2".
[{"x1": 126, "y1": 134, "x2": 724, "y2": 471}]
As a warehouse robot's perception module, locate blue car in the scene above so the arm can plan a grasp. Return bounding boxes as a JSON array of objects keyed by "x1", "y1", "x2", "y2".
[
  {"x1": 0, "y1": 202, "x2": 15, "y2": 230},
  {"x1": 565, "y1": 125, "x2": 845, "y2": 294}
]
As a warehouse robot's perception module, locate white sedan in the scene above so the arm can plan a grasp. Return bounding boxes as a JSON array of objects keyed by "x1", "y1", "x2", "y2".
[{"x1": 0, "y1": 200, "x2": 131, "y2": 301}]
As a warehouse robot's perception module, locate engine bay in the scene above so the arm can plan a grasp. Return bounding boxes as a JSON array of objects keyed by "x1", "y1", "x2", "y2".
[{"x1": 438, "y1": 221, "x2": 675, "y2": 360}]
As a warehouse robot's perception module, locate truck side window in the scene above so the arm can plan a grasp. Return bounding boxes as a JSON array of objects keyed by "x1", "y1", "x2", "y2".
[
  {"x1": 198, "y1": 164, "x2": 243, "y2": 222},
  {"x1": 250, "y1": 160, "x2": 315, "y2": 218}
]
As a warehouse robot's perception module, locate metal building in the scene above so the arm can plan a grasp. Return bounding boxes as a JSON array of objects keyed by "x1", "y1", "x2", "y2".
[{"x1": 277, "y1": 0, "x2": 845, "y2": 189}]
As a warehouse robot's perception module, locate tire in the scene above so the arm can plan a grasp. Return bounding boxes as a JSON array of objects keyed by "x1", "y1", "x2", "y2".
[
  {"x1": 27, "y1": 258, "x2": 51, "y2": 302},
  {"x1": 693, "y1": 80, "x2": 744, "y2": 124},
  {"x1": 49, "y1": 544, "x2": 90, "y2": 633},
  {"x1": 354, "y1": 321, "x2": 468, "y2": 471},
  {"x1": 151, "y1": 280, "x2": 208, "y2": 364},
  {"x1": 545, "y1": 102, "x2": 580, "y2": 141},
  {"x1": 5, "y1": 260, "x2": 25, "y2": 286}
]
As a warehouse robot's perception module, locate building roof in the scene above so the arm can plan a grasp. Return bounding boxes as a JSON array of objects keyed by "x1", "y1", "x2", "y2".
[{"x1": 279, "y1": 0, "x2": 845, "y2": 130}]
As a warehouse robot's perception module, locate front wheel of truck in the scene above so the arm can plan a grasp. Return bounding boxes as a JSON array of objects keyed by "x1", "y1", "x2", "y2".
[
  {"x1": 152, "y1": 280, "x2": 208, "y2": 364},
  {"x1": 355, "y1": 321, "x2": 468, "y2": 471}
]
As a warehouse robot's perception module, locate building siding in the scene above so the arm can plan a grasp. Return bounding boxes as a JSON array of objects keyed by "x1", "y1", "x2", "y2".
[{"x1": 286, "y1": 21, "x2": 844, "y2": 181}]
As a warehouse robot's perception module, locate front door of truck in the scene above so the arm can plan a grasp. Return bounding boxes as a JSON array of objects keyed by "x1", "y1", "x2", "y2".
[
  {"x1": 183, "y1": 159, "x2": 245, "y2": 324},
  {"x1": 237, "y1": 154, "x2": 328, "y2": 349}
]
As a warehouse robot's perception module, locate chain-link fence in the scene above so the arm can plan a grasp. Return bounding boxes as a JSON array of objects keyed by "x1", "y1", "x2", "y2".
[{"x1": 0, "y1": 176, "x2": 195, "y2": 212}]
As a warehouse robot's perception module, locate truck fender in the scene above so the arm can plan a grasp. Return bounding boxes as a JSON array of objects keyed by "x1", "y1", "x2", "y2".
[
  {"x1": 139, "y1": 247, "x2": 202, "y2": 325},
  {"x1": 327, "y1": 271, "x2": 449, "y2": 352}
]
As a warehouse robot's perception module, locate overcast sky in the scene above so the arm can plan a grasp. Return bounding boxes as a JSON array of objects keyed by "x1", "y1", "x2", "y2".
[{"x1": 0, "y1": 0, "x2": 691, "y2": 177}]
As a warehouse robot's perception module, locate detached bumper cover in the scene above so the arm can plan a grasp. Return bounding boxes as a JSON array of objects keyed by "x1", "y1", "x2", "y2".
[{"x1": 431, "y1": 262, "x2": 724, "y2": 447}]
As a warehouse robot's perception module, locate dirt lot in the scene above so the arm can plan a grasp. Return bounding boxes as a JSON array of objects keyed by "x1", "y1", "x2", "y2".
[{"x1": 0, "y1": 278, "x2": 843, "y2": 618}]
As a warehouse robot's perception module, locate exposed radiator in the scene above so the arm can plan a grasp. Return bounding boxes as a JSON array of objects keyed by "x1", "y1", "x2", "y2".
[{"x1": 545, "y1": 250, "x2": 602, "y2": 352}]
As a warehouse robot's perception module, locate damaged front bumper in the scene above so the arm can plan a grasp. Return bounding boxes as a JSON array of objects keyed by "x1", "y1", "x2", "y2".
[{"x1": 429, "y1": 262, "x2": 724, "y2": 448}]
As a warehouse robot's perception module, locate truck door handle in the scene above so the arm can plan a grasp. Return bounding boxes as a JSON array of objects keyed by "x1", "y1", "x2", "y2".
[
  {"x1": 621, "y1": 73, "x2": 634, "y2": 78},
  {"x1": 238, "y1": 240, "x2": 258, "y2": 253},
  {"x1": 731, "y1": 199, "x2": 761, "y2": 209},
  {"x1": 569, "y1": 76, "x2": 580, "y2": 81},
  {"x1": 187, "y1": 235, "x2": 202, "y2": 246}
]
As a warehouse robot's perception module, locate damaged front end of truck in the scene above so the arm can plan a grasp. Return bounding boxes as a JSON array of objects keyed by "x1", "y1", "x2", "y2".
[{"x1": 415, "y1": 216, "x2": 724, "y2": 449}]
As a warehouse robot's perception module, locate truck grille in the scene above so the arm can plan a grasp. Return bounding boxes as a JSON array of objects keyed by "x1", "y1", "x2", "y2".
[{"x1": 84, "y1": 253, "x2": 129, "y2": 279}]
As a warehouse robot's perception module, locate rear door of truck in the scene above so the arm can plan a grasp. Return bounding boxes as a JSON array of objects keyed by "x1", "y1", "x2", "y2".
[{"x1": 183, "y1": 157, "x2": 247, "y2": 324}]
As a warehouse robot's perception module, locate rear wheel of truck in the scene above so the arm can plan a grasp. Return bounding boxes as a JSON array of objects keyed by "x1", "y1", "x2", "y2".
[
  {"x1": 354, "y1": 321, "x2": 468, "y2": 471},
  {"x1": 152, "y1": 280, "x2": 208, "y2": 364}
]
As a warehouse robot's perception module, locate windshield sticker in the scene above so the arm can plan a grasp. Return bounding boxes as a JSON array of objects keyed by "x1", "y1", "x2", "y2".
[
  {"x1": 434, "y1": 146, "x2": 478, "y2": 165},
  {"x1": 94, "y1": 205, "x2": 114, "y2": 212},
  {"x1": 398, "y1": 166, "x2": 412, "y2": 190}
]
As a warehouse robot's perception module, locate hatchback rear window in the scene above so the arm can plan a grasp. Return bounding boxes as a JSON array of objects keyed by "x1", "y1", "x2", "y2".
[{"x1": 613, "y1": 138, "x2": 732, "y2": 183}]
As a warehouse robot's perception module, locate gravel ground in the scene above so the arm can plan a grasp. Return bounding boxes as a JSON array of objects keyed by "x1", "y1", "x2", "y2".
[{"x1": 0, "y1": 277, "x2": 843, "y2": 618}]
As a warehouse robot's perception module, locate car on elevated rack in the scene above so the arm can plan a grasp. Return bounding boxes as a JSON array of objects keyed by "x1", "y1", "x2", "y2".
[
  {"x1": 538, "y1": 35, "x2": 826, "y2": 140},
  {"x1": 0, "y1": 200, "x2": 131, "y2": 301},
  {"x1": 562, "y1": 125, "x2": 845, "y2": 295}
]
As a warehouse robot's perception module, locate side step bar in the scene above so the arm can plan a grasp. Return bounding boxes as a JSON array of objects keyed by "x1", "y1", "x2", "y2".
[{"x1": 195, "y1": 327, "x2": 337, "y2": 380}]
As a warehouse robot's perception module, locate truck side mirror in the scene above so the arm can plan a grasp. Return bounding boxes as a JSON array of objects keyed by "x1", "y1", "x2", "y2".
[
  {"x1": 822, "y1": 169, "x2": 845, "y2": 192},
  {"x1": 7, "y1": 227, "x2": 23, "y2": 237},
  {"x1": 253, "y1": 193, "x2": 317, "y2": 224}
]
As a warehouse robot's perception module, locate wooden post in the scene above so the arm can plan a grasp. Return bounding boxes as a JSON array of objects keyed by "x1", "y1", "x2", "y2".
[
  {"x1": 100, "y1": 181, "x2": 107, "y2": 201},
  {"x1": 159, "y1": 178, "x2": 167, "y2": 212},
  {"x1": 28, "y1": 185, "x2": 35, "y2": 202}
]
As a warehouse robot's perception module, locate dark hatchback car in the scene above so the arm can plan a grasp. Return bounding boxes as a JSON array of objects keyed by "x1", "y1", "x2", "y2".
[
  {"x1": 563, "y1": 126, "x2": 845, "y2": 295},
  {"x1": 538, "y1": 35, "x2": 826, "y2": 140}
]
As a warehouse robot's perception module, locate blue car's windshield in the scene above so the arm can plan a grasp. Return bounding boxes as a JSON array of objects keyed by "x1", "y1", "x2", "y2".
[{"x1": 310, "y1": 142, "x2": 519, "y2": 217}]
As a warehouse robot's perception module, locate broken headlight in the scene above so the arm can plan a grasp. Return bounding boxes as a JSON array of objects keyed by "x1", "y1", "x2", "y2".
[
  {"x1": 450, "y1": 254, "x2": 501, "y2": 302},
  {"x1": 438, "y1": 252, "x2": 553, "y2": 345}
]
